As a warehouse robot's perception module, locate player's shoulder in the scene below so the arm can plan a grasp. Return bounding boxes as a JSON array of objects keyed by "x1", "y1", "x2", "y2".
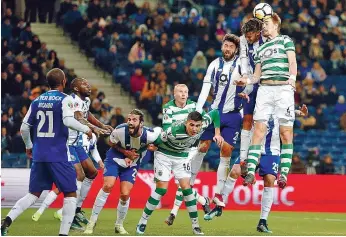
[
  {"x1": 240, "y1": 35, "x2": 247, "y2": 43},
  {"x1": 163, "y1": 100, "x2": 175, "y2": 108},
  {"x1": 282, "y1": 34, "x2": 294, "y2": 42},
  {"x1": 85, "y1": 97, "x2": 91, "y2": 105},
  {"x1": 115, "y1": 123, "x2": 128, "y2": 130},
  {"x1": 186, "y1": 99, "x2": 196, "y2": 106},
  {"x1": 209, "y1": 57, "x2": 220, "y2": 67}
]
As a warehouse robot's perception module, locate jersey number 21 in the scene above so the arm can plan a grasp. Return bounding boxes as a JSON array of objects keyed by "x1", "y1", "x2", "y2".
[{"x1": 37, "y1": 110, "x2": 55, "y2": 137}]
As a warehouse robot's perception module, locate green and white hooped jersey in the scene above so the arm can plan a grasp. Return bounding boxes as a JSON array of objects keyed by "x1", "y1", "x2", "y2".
[
  {"x1": 162, "y1": 99, "x2": 197, "y2": 131},
  {"x1": 156, "y1": 109, "x2": 220, "y2": 159},
  {"x1": 254, "y1": 34, "x2": 295, "y2": 82}
]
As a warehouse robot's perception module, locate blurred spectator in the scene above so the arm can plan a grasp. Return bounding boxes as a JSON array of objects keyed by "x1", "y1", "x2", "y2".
[
  {"x1": 340, "y1": 113, "x2": 346, "y2": 131},
  {"x1": 314, "y1": 107, "x2": 326, "y2": 130},
  {"x1": 125, "y1": 0, "x2": 138, "y2": 17},
  {"x1": 190, "y1": 51, "x2": 207, "y2": 71},
  {"x1": 309, "y1": 38, "x2": 324, "y2": 60},
  {"x1": 297, "y1": 112, "x2": 316, "y2": 131},
  {"x1": 1, "y1": 113, "x2": 13, "y2": 136},
  {"x1": 1, "y1": 127, "x2": 11, "y2": 155},
  {"x1": 128, "y1": 40, "x2": 146, "y2": 64},
  {"x1": 113, "y1": 107, "x2": 125, "y2": 125},
  {"x1": 330, "y1": 49, "x2": 344, "y2": 74},
  {"x1": 90, "y1": 98, "x2": 102, "y2": 117},
  {"x1": 139, "y1": 80, "x2": 157, "y2": 105},
  {"x1": 326, "y1": 85, "x2": 339, "y2": 106},
  {"x1": 130, "y1": 67, "x2": 147, "y2": 94},
  {"x1": 318, "y1": 155, "x2": 335, "y2": 174},
  {"x1": 290, "y1": 154, "x2": 306, "y2": 174},
  {"x1": 311, "y1": 61, "x2": 327, "y2": 82},
  {"x1": 10, "y1": 130, "x2": 26, "y2": 153},
  {"x1": 335, "y1": 95, "x2": 346, "y2": 116},
  {"x1": 87, "y1": 0, "x2": 102, "y2": 21},
  {"x1": 166, "y1": 60, "x2": 182, "y2": 85},
  {"x1": 47, "y1": 50, "x2": 60, "y2": 68},
  {"x1": 99, "y1": 109, "x2": 110, "y2": 125}
]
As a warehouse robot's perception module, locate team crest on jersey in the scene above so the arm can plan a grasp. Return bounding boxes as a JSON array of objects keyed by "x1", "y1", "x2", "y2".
[
  {"x1": 158, "y1": 170, "x2": 163, "y2": 176},
  {"x1": 163, "y1": 114, "x2": 169, "y2": 120},
  {"x1": 74, "y1": 102, "x2": 79, "y2": 108}
]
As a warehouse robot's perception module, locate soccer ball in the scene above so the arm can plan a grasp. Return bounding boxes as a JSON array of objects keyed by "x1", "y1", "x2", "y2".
[{"x1": 253, "y1": 3, "x2": 273, "y2": 20}]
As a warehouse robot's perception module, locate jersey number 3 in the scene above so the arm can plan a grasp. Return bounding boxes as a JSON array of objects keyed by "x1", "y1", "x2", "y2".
[{"x1": 37, "y1": 110, "x2": 55, "y2": 137}]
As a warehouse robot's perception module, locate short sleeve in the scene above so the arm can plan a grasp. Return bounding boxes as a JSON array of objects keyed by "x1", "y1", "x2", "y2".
[
  {"x1": 62, "y1": 96, "x2": 76, "y2": 118},
  {"x1": 254, "y1": 50, "x2": 261, "y2": 65},
  {"x1": 109, "y1": 128, "x2": 120, "y2": 144},
  {"x1": 284, "y1": 36, "x2": 295, "y2": 52},
  {"x1": 162, "y1": 107, "x2": 173, "y2": 130},
  {"x1": 203, "y1": 60, "x2": 216, "y2": 84},
  {"x1": 22, "y1": 103, "x2": 35, "y2": 126},
  {"x1": 147, "y1": 127, "x2": 163, "y2": 143}
]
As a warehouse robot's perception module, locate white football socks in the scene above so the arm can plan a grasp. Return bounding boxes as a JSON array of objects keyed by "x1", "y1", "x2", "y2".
[
  {"x1": 90, "y1": 189, "x2": 110, "y2": 223},
  {"x1": 260, "y1": 187, "x2": 274, "y2": 220},
  {"x1": 116, "y1": 198, "x2": 130, "y2": 225},
  {"x1": 37, "y1": 191, "x2": 58, "y2": 215},
  {"x1": 190, "y1": 151, "x2": 206, "y2": 185},
  {"x1": 59, "y1": 197, "x2": 77, "y2": 236},
  {"x1": 77, "y1": 177, "x2": 93, "y2": 208},
  {"x1": 221, "y1": 176, "x2": 237, "y2": 205},
  {"x1": 8, "y1": 193, "x2": 38, "y2": 221},
  {"x1": 240, "y1": 129, "x2": 251, "y2": 162},
  {"x1": 215, "y1": 157, "x2": 230, "y2": 194}
]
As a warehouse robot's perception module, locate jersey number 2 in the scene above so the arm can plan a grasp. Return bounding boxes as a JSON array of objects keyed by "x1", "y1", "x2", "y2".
[{"x1": 37, "y1": 110, "x2": 55, "y2": 137}]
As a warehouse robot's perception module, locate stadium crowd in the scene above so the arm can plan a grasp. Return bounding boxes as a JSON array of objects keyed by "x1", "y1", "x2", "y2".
[{"x1": 1, "y1": 0, "x2": 346, "y2": 174}]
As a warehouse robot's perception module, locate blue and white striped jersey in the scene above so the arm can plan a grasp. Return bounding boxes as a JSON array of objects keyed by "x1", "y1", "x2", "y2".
[
  {"x1": 240, "y1": 34, "x2": 266, "y2": 74},
  {"x1": 261, "y1": 115, "x2": 280, "y2": 156},
  {"x1": 203, "y1": 56, "x2": 249, "y2": 113},
  {"x1": 109, "y1": 124, "x2": 161, "y2": 165}
]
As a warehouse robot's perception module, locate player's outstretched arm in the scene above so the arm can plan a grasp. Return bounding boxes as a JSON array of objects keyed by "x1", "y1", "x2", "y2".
[
  {"x1": 88, "y1": 111, "x2": 113, "y2": 133},
  {"x1": 196, "y1": 61, "x2": 215, "y2": 113},
  {"x1": 74, "y1": 111, "x2": 109, "y2": 137},
  {"x1": 206, "y1": 110, "x2": 224, "y2": 147}
]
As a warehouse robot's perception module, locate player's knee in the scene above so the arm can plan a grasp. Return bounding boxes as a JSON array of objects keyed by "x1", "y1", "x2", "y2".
[
  {"x1": 198, "y1": 140, "x2": 211, "y2": 153},
  {"x1": 103, "y1": 183, "x2": 114, "y2": 193},
  {"x1": 279, "y1": 126, "x2": 293, "y2": 144},
  {"x1": 243, "y1": 115, "x2": 253, "y2": 130},
  {"x1": 76, "y1": 172, "x2": 85, "y2": 181},
  {"x1": 86, "y1": 170, "x2": 98, "y2": 180},
  {"x1": 119, "y1": 194, "x2": 130, "y2": 202},
  {"x1": 263, "y1": 174, "x2": 276, "y2": 187},
  {"x1": 221, "y1": 142, "x2": 234, "y2": 157},
  {"x1": 230, "y1": 165, "x2": 241, "y2": 179}
]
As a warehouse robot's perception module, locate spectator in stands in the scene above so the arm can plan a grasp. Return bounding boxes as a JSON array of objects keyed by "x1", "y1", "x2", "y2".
[
  {"x1": 1, "y1": 17, "x2": 13, "y2": 40},
  {"x1": 1, "y1": 113, "x2": 13, "y2": 136},
  {"x1": 314, "y1": 107, "x2": 326, "y2": 130},
  {"x1": 130, "y1": 67, "x2": 147, "y2": 94},
  {"x1": 151, "y1": 39, "x2": 172, "y2": 62},
  {"x1": 166, "y1": 60, "x2": 182, "y2": 85},
  {"x1": 10, "y1": 130, "x2": 26, "y2": 153},
  {"x1": 335, "y1": 95, "x2": 346, "y2": 116},
  {"x1": 19, "y1": 91, "x2": 31, "y2": 109},
  {"x1": 139, "y1": 80, "x2": 157, "y2": 106},
  {"x1": 113, "y1": 107, "x2": 125, "y2": 125},
  {"x1": 171, "y1": 42, "x2": 184, "y2": 61},
  {"x1": 125, "y1": 0, "x2": 138, "y2": 17},
  {"x1": 311, "y1": 61, "x2": 327, "y2": 82},
  {"x1": 47, "y1": 50, "x2": 60, "y2": 68},
  {"x1": 87, "y1": 0, "x2": 102, "y2": 21},
  {"x1": 11, "y1": 74, "x2": 24, "y2": 96},
  {"x1": 108, "y1": 115, "x2": 118, "y2": 128},
  {"x1": 318, "y1": 155, "x2": 335, "y2": 174},
  {"x1": 128, "y1": 40, "x2": 146, "y2": 64},
  {"x1": 297, "y1": 112, "x2": 316, "y2": 131},
  {"x1": 1, "y1": 72, "x2": 10, "y2": 98},
  {"x1": 196, "y1": 18, "x2": 209, "y2": 38},
  {"x1": 190, "y1": 51, "x2": 207, "y2": 71},
  {"x1": 309, "y1": 38, "x2": 324, "y2": 60},
  {"x1": 1, "y1": 127, "x2": 11, "y2": 155},
  {"x1": 90, "y1": 30, "x2": 105, "y2": 52},
  {"x1": 330, "y1": 49, "x2": 344, "y2": 74},
  {"x1": 90, "y1": 98, "x2": 102, "y2": 118},
  {"x1": 290, "y1": 154, "x2": 306, "y2": 174},
  {"x1": 19, "y1": 23, "x2": 33, "y2": 43},
  {"x1": 99, "y1": 109, "x2": 110, "y2": 125}
]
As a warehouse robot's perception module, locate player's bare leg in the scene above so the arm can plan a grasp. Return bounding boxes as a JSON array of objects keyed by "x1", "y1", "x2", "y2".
[
  {"x1": 77, "y1": 158, "x2": 98, "y2": 224},
  {"x1": 278, "y1": 125, "x2": 294, "y2": 188},
  {"x1": 213, "y1": 141, "x2": 234, "y2": 207},
  {"x1": 244, "y1": 122, "x2": 267, "y2": 185},
  {"x1": 32, "y1": 188, "x2": 60, "y2": 222},
  {"x1": 257, "y1": 174, "x2": 275, "y2": 233},
  {"x1": 114, "y1": 181, "x2": 133, "y2": 234},
  {"x1": 137, "y1": 181, "x2": 169, "y2": 234},
  {"x1": 240, "y1": 114, "x2": 253, "y2": 176},
  {"x1": 2, "y1": 192, "x2": 41, "y2": 236},
  {"x1": 205, "y1": 163, "x2": 240, "y2": 220},
  {"x1": 84, "y1": 176, "x2": 115, "y2": 234}
]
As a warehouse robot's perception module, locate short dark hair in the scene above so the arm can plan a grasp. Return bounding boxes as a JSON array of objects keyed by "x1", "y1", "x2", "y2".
[
  {"x1": 129, "y1": 109, "x2": 144, "y2": 122},
  {"x1": 242, "y1": 18, "x2": 263, "y2": 34},
  {"x1": 222, "y1": 33, "x2": 240, "y2": 49},
  {"x1": 46, "y1": 68, "x2": 65, "y2": 89},
  {"x1": 187, "y1": 111, "x2": 203, "y2": 122},
  {"x1": 70, "y1": 77, "x2": 86, "y2": 91}
]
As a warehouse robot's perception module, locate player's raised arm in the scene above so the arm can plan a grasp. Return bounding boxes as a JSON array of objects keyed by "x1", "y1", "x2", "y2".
[
  {"x1": 195, "y1": 60, "x2": 216, "y2": 113},
  {"x1": 239, "y1": 36, "x2": 250, "y2": 79},
  {"x1": 89, "y1": 133, "x2": 103, "y2": 168},
  {"x1": 203, "y1": 109, "x2": 223, "y2": 147},
  {"x1": 87, "y1": 110, "x2": 113, "y2": 133}
]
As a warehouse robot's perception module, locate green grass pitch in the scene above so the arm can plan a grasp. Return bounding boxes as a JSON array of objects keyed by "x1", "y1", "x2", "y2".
[{"x1": 1, "y1": 208, "x2": 346, "y2": 236}]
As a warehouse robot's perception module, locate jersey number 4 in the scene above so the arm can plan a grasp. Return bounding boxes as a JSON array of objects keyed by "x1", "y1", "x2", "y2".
[{"x1": 37, "y1": 110, "x2": 55, "y2": 137}]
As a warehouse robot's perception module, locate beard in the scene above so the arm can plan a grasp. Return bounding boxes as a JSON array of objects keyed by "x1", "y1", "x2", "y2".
[
  {"x1": 222, "y1": 50, "x2": 235, "y2": 61},
  {"x1": 129, "y1": 124, "x2": 140, "y2": 136}
]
